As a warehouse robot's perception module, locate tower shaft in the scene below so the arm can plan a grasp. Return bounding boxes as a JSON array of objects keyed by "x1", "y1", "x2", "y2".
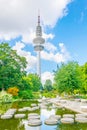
[{"x1": 37, "y1": 51, "x2": 41, "y2": 79}]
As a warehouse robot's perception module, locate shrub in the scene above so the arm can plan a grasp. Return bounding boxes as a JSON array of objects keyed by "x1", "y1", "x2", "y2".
[
  {"x1": 19, "y1": 90, "x2": 33, "y2": 99},
  {"x1": 0, "y1": 91, "x2": 13, "y2": 102},
  {"x1": 7, "y1": 87, "x2": 19, "y2": 96}
]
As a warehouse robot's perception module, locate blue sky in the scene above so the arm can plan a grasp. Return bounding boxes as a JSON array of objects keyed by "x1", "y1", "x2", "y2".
[{"x1": 0, "y1": 0, "x2": 87, "y2": 83}]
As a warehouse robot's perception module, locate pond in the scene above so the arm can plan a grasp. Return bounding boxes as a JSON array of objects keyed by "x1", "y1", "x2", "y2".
[{"x1": 0, "y1": 100, "x2": 87, "y2": 130}]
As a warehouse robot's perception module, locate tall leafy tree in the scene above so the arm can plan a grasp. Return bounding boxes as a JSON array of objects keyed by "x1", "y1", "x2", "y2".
[
  {"x1": 81, "y1": 62, "x2": 87, "y2": 93},
  {"x1": 44, "y1": 79, "x2": 53, "y2": 91},
  {"x1": 54, "y1": 61, "x2": 82, "y2": 94},
  {"x1": 23, "y1": 73, "x2": 42, "y2": 92},
  {"x1": 0, "y1": 43, "x2": 27, "y2": 90}
]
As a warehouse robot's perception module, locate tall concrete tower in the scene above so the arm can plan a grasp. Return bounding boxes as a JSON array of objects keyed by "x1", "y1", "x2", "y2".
[{"x1": 33, "y1": 14, "x2": 45, "y2": 79}]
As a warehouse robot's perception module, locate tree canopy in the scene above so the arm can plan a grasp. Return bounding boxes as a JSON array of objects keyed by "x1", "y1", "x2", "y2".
[
  {"x1": 44, "y1": 79, "x2": 53, "y2": 91},
  {"x1": 0, "y1": 43, "x2": 27, "y2": 90},
  {"x1": 80, "y1": 62, "x2": 87, "y2": 93},
  {"x1": 54, "y1": 61, "x2": 82, "y2": 94}
]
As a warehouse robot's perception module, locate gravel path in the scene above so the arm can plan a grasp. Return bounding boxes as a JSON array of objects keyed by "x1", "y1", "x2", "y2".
[{"x1": 51, "y1": 98, "x2": 87, "y2": 114}]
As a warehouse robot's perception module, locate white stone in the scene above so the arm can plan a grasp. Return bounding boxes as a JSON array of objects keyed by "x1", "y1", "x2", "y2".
[
  {"x1": 49, "y1": 115, "x2": 61, "y2": 120},
  {"x1": 40, "y1": 105, "x2": 47, "y2": 109},
  {"x1": 60, "y1": 100, "x2": 66, "y2": 103},
  {"x1": 28, "y1": 119, "x2": 42, "y2": 126},
  {"x1": 1, "y1": 114, "x2": 13, "y2": 119},
  {"x1": 28, "y1": 115, "x2": 40, "y2": 120},
  {"x1": 81, "y1": 99, "x2": 87, "y2": 103},
  {"x1": 5, "y1": 108, "x2": 17, "y2": 115},
  {"x1": 44, "y1": 118, "x2": 58, "y2": 125},
  {"x1": 75, "y1": 117, "x2": 87, "y2": 123},
  {"x1": 80, "y1": 106, "x2": 87, "y2": 112},
  {"x1": 61, "y1": 118, "x2": 74, "y2": 124},
  {"x1": 75, "y1": 99, "x2": 81, "y2": 102},
  {"x1": 75, "y1": 114, "x2": 87, "y2": 118},
  {"x1": 28, "y1": 113, "x2": 39, "y2": 117},
  {"x1": 63, "y1": 114, "x2": 74, "y2": 118},
  {"x1": 18, "y1": 108, "x2": 26, "y2": 112},
  {"x1": 31, "y1": 104, "x2": 37, "y2": 107},
  {"x1": 31, "y1": 106, "x2": 40, "y2": 111},
  {"x1": 14, "y1": 114, "x2": 25, "y2": 118},
  {"x1": 56, "y1": 106, "x2": 64, "y2": 109}
]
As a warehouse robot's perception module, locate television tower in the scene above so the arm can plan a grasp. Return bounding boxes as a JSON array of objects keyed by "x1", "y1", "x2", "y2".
[{"x1": 33, "y1": 14, "x2": 45, "y2": 79}]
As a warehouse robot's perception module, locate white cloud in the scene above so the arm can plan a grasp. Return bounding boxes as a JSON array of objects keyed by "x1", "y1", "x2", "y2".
[
  {"x1": 12, "y1": 42, "x2": 71, "y2": 74},
  {"x1": 12, "y1": 42, "x2": 37, "y2": 72},
  {"x1": 22, "y1": 29, "x2": 35, "y2": 44},
  {"x1": 43, "y1": 33, "x2": 55, "y2": 40},
  {"x1": 0, "y1": 0, "x2": 72, "y2": 76},
  {"x1": 0, "y1": 0, "x2": 72, "y2": 41},
  {"x1": 41, "y1": 43, "x2": 71, "y2": 63},
  {"x1": 44, "y1": 42, "x2": 57, "y2": 52},
  {"x1": 41, "y1": 71, "x2": 54, "y2": 85}
]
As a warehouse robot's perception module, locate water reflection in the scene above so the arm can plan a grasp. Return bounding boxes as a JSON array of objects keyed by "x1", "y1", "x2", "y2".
[
  {"x1": 41, "y1": 109, "x2": 58, "y2": 130},
  {"x1": 22, "y1": 120, "x2": 41, "y2": 130},
  {"x1": 25, "y1": 123, "x2": 41, "y2": 130},
  {"x1": 41, "y1": 109, "x2": 56, "y2": 118},
  {"x1": 22, "y1": 108, "x2": 57, "y2": 130},
  {"x1": 1, "y1": 101, "x2": 87, "y2": 130}
]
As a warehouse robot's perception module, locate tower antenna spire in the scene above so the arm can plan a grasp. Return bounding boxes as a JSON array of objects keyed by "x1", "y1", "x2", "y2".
[{"x1": 38, "y1": 9, "x2": 40, "y2": 25}]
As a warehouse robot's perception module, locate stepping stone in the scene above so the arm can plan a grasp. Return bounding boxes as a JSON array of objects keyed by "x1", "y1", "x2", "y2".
[
  {"x1": 75, "y1": 99, "x2": 81, "y2": 102},
  {"x1": 18, "y1": 107, "x2": 31, "y2": 112},
  {"x1": 61, "y1": 117, "x2": 74, "y2": 124},
  {"x1": 75, "y1": 114, "x2": 87, "y2": 118},
  {"x1": 56, "y1": 106, "x2": 64, "y2": 109},
  {"x1": 81, "y1": 99, "x2": 87, "y2": 103},
  {"x1": 18, "y1": 108, "x2": 26, "y2": 112},
  {"x1": 31, "y1": 104, "x2": 37, "y2": 107},
  {"x1": 1, "y1": 114, "x2": 13, "y2": 119},
  {"x1": 60, "y1": 100, "x2": 66, "y2": 103},
  {"x1": 40, "y1": 105, "x2": 47, "y2": 109},
  {"x1": 81, "y1": 106, "x2": 87, "y2": 112},
  {"x1": 63, "y1": 114, "x2": 74, "y2": 118},
  {"x1": 28, "y1": 113, "x2": 39, "y2": 117},
  {"x1": 75, "y1": 117, "x2": 87, "y2": 123},
  {"x1": 28, "y1": 119, "x2": 42, "y2": 126},
  {"x1": 14, "y1": 114, "x2": 26, "y2": 118},
  {"x1": 44, "y1": 118, "x2": 58, "y2": 125},
  {"x1": 5, "y1": 109, "x2": 17, "y2": 115},
  {"x1": 49, "y1": 115, "x2": 61, "y2": 120},
  {"x1": 28, "y1": 115, "x2": 40, "y2": 120},
  {"x1": 31, "y1": 106, "x2": 39, "y2": 111}
]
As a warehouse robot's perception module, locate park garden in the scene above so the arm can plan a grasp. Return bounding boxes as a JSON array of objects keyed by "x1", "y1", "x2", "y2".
[
  {"x1": 0, "y1": 43, "x2": 87, "y2": 102},
  {"x1": 0, "y1": 43, "x2": 87, "y2": 130}
]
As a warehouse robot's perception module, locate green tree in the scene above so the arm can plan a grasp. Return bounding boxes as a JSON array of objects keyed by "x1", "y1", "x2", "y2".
[
  {"x1": 81, "y1": 62, "x2": 87, "y2": 93},
  {"x1": 23, "y1": 73, "x2": 42, "y2": 92},
  {"x1": 54, "y1": 61, "x2": 82, "y2": 95},
  {"x1": 0, "y1": 43, "x2": 27, "y2": 90},
  {"x1": 44, "y1": 79, "x2": 53, "y2": 91}
]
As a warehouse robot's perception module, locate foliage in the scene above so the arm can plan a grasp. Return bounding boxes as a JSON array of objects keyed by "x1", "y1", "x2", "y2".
[
  {"x1": 42, "y1": 90, "x2": 58, "y2": 98},
  {"x1": 23, "y1": 73, "x2": 42, "y2": 92},
  {"x1": 80, "y1": 62, "x2": 87, "y2": 93},
  {"x1": 19, "y1": 90, "x2": 33, "y2": 99},
  {"x1": 0, "y1": 90, "x2": 13, "y2": 102},
  {"x1": 7, "y1": 87, "x2": 19, "y2": 96},
  {"x1": 33, "y1": 92, "x2": 42, "y2": 99},
  {"x1": 0, "y1": 43, "x2": 27, "y2": 90},
  {"x1": 44, "y1": 79, "x2": 53, "y2": 91},
  {"x1": 54, "y1": 61, "x2": 82, "y2": 94}
]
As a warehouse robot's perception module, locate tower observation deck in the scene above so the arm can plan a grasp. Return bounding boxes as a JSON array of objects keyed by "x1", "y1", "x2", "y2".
[{"x1": 33, "y1": 15, "x2": 45, "y2": 79}]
